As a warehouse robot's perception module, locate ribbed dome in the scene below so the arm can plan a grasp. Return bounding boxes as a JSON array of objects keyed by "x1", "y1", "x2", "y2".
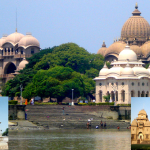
[
  {"x1": 5, "y1": 32, "x2": 24, "y2": 46},
  {"x1": 138, "y1": 109, "x2": 147, "y2": 115},
  {"x1": 18, "y1": 58, "x2": 29, "y2": 70},
  {"x1": 107, "y1": 64, "x2": 123, "y2": 76},
  {"x1": 99, "y1": 63, "x2": 109, "y2": 76},
  {"x1": 121, "y1": 4, "x2": 150, "y2": 42},
  {"x1": 130, "y1": 45, "x2": 142, "y2": 57},
  {"x1": 131, "y1": 119, "x2": 137, "y2": 126},
  {"x1": 97, "y1": 41, "x2": 107, "y2": 56},
  {"x1": 0, "y1": 35, "x2": 7, "y2": 49},
  {"x1": 121, "y1": 63, "x2": 134, "y2": 76},
  {"x1": 18, "y1": 33, "x2": 40, "y2": 49},
  {"x1": 141, "y1": 41, "x2": 150, "y2": 57},
  {"x1": 132, "y1": 64, "x2": 149, "y2": 76},
  {"x1": 118, "y1": 45, "x2": 137, "y2": 61},
  {"x1": 105, "y1": 41, "x2": 126, "y2": 56}
]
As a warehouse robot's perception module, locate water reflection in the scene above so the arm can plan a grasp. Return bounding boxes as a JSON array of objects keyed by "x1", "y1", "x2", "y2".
[{"x1": 9, "y1": 129, "x2": 130, "y2": 150}]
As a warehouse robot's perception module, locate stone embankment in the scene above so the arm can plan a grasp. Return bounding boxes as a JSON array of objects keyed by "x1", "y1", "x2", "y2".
[{"x1": 17, "y1": 105, "x2": 130, "y2": 129}]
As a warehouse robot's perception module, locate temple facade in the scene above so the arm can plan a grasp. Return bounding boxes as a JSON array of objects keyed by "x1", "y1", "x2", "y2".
[
  {"x1": 131, "y1": 109, "x2": 150, "y2": 144},
  {"x1": 0, "y1": 30, "x2": 40, "y2": 90},
  {"x1": 94, "y1": 44, "x2": 150, "y2": 104}
]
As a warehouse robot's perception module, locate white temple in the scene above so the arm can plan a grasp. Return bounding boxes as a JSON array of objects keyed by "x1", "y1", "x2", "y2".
[{"x1": 94, "y1": 44, "x2": 150, "y2": 104}]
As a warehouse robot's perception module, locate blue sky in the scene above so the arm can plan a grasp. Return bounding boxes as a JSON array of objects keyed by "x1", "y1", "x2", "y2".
[
  {"x1": 0, "y1": 97, "x2": 8, "y2": 133},
  {"x1": 131, "y1": 97, "x2": 150, "y2": 123},
  {"x1": 0, "y1": 1, "x2": 150, "y2": 53}
]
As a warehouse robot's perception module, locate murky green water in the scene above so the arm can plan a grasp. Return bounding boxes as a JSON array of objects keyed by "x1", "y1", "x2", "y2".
[{"x1": 9, "y1": 129, "x2": 130, "y2": 150}]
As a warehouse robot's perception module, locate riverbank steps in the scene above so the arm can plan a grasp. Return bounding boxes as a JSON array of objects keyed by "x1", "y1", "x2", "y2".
[{"x1": 9, "y1": 105, "x2": 130, "y2": 130}]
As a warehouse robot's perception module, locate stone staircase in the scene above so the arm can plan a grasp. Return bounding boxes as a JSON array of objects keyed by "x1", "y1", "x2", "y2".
[{"x1": 26, "y1": 105, "x2": 130, "y2": 129}]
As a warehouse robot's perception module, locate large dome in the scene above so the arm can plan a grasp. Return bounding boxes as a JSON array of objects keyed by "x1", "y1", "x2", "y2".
[
  {"x1": 5, "y1": 31, "x2": 24, "y2": 46},
  {"x1": 121, "y1": 4, "x2": 150, "y2": 42},
  {"x1": 18, "y1": 33, "x2": 40, "y2": 49},
  {"x1": 118, "y1": 45, "x2": 137, "y2": 61}
]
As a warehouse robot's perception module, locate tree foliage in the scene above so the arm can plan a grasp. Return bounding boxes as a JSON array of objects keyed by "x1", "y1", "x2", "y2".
[{"x1": 2, "y1": 43, "x2": 105, "y2": 100}]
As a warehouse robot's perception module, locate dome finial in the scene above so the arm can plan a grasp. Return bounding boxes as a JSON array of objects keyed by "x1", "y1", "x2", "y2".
[
  {"x1": 102, "y1": 41, "x2": 106, "y2": 47},
  {"x1": 135, "y1": 2, "x2": 138, "y2": 9},
  {"x1": 16, "y1": 28, "x2": 17, "y2": 32}
]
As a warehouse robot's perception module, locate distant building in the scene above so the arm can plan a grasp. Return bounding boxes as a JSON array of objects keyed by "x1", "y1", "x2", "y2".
[
  {"x1": 0, "y1": 29, "x2": 40, "y2": 89},
  {"x1": 97, "y1": 3, "x2": 150, "y2": 64},
  {"x1": 131, "y1": 109, "x2": 150, "y2": 144},
  {"x1": 94, "y1": 44, "x2": 150, "y2": 104}
]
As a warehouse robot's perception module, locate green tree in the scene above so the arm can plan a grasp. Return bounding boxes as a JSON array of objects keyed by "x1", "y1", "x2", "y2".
[{"x1": 2, "y1": 128, "x2": 8, "y2": 136}]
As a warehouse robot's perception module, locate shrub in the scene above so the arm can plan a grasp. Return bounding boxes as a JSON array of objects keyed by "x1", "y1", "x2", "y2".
[
  {"x1": 9, "y1": 100, "x2": 18, "y2": 105},
  {"x1": 88, "y1": 102, "x2": 96, "y2": 106},
  {"x1": 96, "y1": 102, "x2": 114, "y2": 105},
  {"x1": 117, "y1": 104, "x2": 131, "y2": 107},
  {"x1": 78, "y1": 103, "x2": 88, "y2": 106}
]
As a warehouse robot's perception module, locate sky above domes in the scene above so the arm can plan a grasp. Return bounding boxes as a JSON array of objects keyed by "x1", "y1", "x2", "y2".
[{"x1": 0, "y1": 0, "x2": 150, "y2": 53}]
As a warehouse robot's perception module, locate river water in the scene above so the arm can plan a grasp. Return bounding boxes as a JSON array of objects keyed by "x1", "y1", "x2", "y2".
[{"x1": 9, "y1": 129, "x2": 130, "y2": 150}]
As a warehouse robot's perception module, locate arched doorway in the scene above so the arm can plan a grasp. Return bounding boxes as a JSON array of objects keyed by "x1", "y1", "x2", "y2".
[
  {"x1": 111, "y1": 91, "x2": 115, "y2": 102},
  {"x1": 4, "y1": 62, "x2": 16, "y2": 74},
  {"x1": 121, "y1": 90, "x2": 125, "y2": 102},
  {"x1": 146, "y1": 91, "x2": 149, "y2": 97},
  {"x1": 138, "y1": 132, "x2": 143, "y2": 141},
  {"x1": 138, "y1": 91, "x2": 140, "y2": 97},
  {"x1": 141, "y1": 91, "x2": 145, "y2": 97}
]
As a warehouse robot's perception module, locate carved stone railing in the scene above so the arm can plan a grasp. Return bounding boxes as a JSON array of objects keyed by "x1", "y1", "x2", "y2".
[{"x1": 14, "y1": 54, "x2": 32, "y2": 58}]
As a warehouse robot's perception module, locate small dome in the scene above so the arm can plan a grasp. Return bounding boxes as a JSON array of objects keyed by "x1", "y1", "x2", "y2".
[
  {"x1": 97, "y1": 41, "x2": 107, "y2": 56},
  {"x1": 107, "y1": 64, "x2": 123, "y2": 76},
  {"x1": 99, "y1": 63, "x2": 109, "y2": 76},
  {"x1": 5, "y1": 32, "x2": 24, "y2": 46},
  {"x1": 18, "y1": 58, "x2": 29, "y2": 70},
  {"x1": 105, "y1": 41, "x2": 126, "y2": 57},
  {"x1": 118, "y1": 45, "x2": 137, "y2": 61},
  {"x1": 138, "y1": 109, "x2": 147, "y2": 115},
  {"x1": 141, "y1": 41, "x2": 150, "y2": 57},
  {"x1": 0, "y1": 35, "x2": 7, "y2": 49},
  {"x1": 133, "y1": 64, "x2": 149, "y2": 76},
  {"x1": 121, "y1": 4, "x2": 150, "y2": 42},
  {"x1": 18, "y1": 33, "x2": 40, "y2": 49},
  {"x1": 131, "y1": 119, "x2": 137, "y2": 126},
  {"x1": 121, "y1": 63, "x2": 134, "y2": 76}
]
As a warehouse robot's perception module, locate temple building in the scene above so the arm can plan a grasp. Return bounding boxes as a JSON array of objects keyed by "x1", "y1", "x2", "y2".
[
  {"x1": 0, "y1": 29, "x2": 40, "y2": 90},
  {"x1": 94, "y1": 44, "x2": 150, "y2": 104},
  {"x1": 97, "y1": 3, "x2": 150, "y2": 64},
  {"x1": 131, "y1": 109, "x2": 150, "y2": 144}
]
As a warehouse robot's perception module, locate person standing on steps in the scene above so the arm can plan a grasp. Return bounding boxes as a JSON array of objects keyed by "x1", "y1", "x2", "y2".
[{"x1": 100, "y1": 120, "x2": 103, "y2": 129}]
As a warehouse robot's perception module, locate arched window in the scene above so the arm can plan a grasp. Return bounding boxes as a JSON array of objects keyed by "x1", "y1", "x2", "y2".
[
  {"x1": 21, "y1": 50, "x2": 23, "y2": 54},
  {"x1": 121, "y1": 90, "x2": 125, "y2": 102},
  {"x1": 31, "y1": 48, "x2": 34, "y2": 54},
  {"x1": 99, "y1": 91, "x2": 102, "y2": 102}
]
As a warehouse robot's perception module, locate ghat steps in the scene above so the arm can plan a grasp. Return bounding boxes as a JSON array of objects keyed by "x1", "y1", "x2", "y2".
[{"x1": 26, "y1": 105, "x2": 130, "y2": 129}]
